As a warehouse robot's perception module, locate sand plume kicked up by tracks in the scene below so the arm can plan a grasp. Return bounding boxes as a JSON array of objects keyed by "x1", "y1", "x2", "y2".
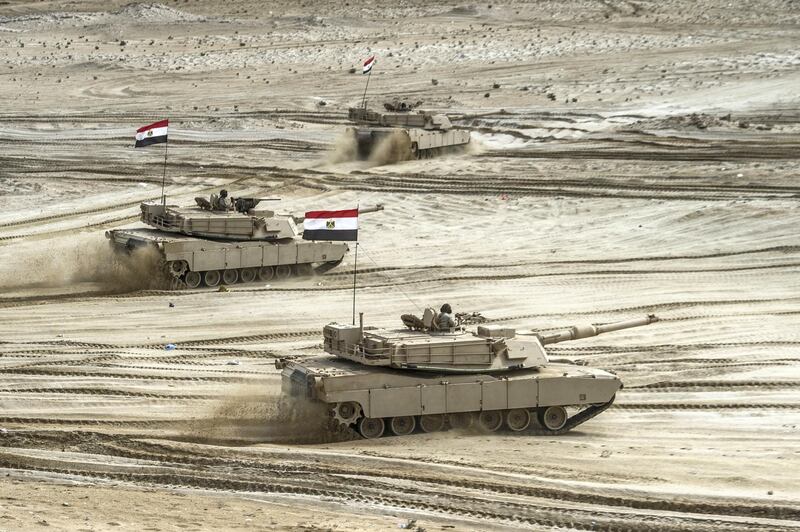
[
  {"x1": 323, "y1": 130, "x2": 413, "y2": 167},
  {"x1": 0, "y1": 233, "x2": 163, "y2": 292},
  {"x1": 368, "y1": 130, "x2": 413, "y2": 166},
  {"x1": 324, "y1": 131, "x2": 359, "y2": 164},
  {"x1": 187, "y1": 384, "x2": 354, "y2": 445}
]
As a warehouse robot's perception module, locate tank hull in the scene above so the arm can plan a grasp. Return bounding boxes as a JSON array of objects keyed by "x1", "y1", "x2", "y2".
[
  {"x1": 280, "y1": 355, "x2": 621, "y2": 438},
  {"x1": 106, "y1": 228, "x2": 348, "y2": 288},
  {"x1": 348, "y1": 126, "x2": 471, "y2": 160}
]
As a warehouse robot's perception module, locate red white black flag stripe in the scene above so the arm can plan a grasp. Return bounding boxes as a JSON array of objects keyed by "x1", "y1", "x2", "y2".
[
  {"x1": 135, "y1": 119, "x2": 169, "y2": 148},
  {"x1": 363, "y1": 55, "x2": 375, "y2": 74},
  {"x1": 303, "y1": 208, "x2": 359, "y2": 242}
]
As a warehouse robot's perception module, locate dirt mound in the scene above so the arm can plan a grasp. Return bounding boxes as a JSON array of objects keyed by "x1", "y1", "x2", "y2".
[
  {"x1": 630, "y1": 113, "x2": 729, "y2": 130},
  {"x1": 114, "y1": 3, "x2": 206, "y2": 23}
]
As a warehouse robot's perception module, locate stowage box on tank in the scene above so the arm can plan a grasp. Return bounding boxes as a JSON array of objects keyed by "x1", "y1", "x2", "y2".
[
  {"x1": 105, "y1": 197, "x2": 382, "y2": 289},
  {"x1": 277, "y1": 310, "x2": 658, "y2": 439}
]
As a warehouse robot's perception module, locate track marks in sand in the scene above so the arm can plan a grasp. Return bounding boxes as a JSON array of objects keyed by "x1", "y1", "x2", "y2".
[
  {"x1": 0, "y1": 433, "x2": 797, "y2": 531},
  {"x1": 321, "y1": 172, "x2": 800, "y2": 200}
]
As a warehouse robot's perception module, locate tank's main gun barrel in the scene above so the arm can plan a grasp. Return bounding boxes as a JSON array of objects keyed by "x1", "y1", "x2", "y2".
[
  {"x1": 293, "y1": 204, "x2": 384, "y2": 224},
  {"x1": 536, "y1": 314, "x2": 658, "y2": 345},
  {"x1": 358, "y1": 204, "x2": 385, "y2": 215}
]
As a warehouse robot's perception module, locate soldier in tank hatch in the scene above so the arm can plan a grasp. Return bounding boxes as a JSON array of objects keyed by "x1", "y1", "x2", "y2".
[
  {"x1": 217, "y1": 189, "x2": 231, "y2": 210},
  {"x1": 437, "y1": 303, "x2": 456, "y2": 330}
]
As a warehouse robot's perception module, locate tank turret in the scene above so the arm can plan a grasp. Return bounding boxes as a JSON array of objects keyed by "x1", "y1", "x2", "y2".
[
  {"x1": 348, "y1": 107, "x2": 453, "y2": 131},
  {"x1": 276, "y1": 310, "x2": 659, "y2": 438},
  {"x1": 139, "y1": 200, "x2": 297, "y2": 241},
  {"x1": 139, "y1": 200, "x2": 384, "y2": 241},
  {"x1": 321, "y1": 311, "x2": 658, "y2": 374}
]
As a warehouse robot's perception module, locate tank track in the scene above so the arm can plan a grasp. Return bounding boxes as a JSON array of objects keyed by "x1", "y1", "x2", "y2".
[
  {"x1": 161, "y1": 261, "x2": 338, "y2": 290},
  {"x1": 529, "y1": 396, "x2": 616, "y2": 436},
  {"x1": 332, "y1": 396, "x2": 617, "y2": 439}
]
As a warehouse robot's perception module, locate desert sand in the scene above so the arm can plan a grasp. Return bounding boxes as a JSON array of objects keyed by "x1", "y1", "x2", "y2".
[{"x1": 0, "y1": 0, "x2": 799, "y2": 530}]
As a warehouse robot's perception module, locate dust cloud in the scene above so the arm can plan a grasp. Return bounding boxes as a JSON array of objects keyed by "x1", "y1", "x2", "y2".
[
  {"x1": 367, "y1": 130, "x2": 413, "y2": 165},
  {"x1": 325, "y1": 131, "x2": 359, "y2": 164},
  {"x1": 0, "y1": 233, "x2": 163, "y2": 292},
  {"x1": 322, "y1": 130, "x2": 413, "y2": 167},
  {"x1": 188, "y1": 384, "x2": 353, "y2": 445},
  {"x1": 464, "y1": 137, "x2": 486, "y2": 156}
]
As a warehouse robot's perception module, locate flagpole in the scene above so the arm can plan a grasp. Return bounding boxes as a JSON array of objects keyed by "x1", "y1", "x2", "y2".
[
  {"x1": 361, "y1": 70, "x2": 372, "y2": 109},
  {"x1": 352, "y1": 241, "x2": 358, "y2": 325},
  {"x1": 352, "y1": 202, "x2": 360, "y2": 324},
  {"x1": 161, "y1": 137, "x2": 168, "y2": 205}
]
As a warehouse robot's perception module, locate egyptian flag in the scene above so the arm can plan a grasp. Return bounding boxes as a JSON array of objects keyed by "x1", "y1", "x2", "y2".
[
  {"x1": 134, "y1": 119, "x2": 168, "y2": 148},
  {"x1": 362, "y1": 55, "x2": 375, "y2": 74},
  {"x1": 303, "y1": 208, "x2": 358, "y2": 241}
]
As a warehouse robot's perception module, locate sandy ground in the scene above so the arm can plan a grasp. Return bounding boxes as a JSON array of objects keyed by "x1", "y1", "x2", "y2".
[{"x1": 1, "y1": 0, "x2": 799, "y2": 530}]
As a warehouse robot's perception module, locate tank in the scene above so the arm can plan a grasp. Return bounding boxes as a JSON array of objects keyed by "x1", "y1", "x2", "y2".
[
  {"x1": 105, "y1": 196, "x2": 383, "y2": 289},
  {"x1": 347, "y1": 102, "x2": 471, "y2": 160},
  {"x1": 276, "y1": 311, "x2": 658, "y2": 438}
]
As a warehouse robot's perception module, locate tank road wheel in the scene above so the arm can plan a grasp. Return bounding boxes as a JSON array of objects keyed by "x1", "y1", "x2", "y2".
[
  {"x1": 222, "y1": 269, "x2": 239, "y2": 285},
  {"x1": 203, "y1": 270, "x2": 221, "y2": 287},
  {"x1": 358, "y1": 417, "x2": 385, "y2": 439},
  {"x1": 184, "y1": 271, "x2": 202, "y2": 289},
  {"x1": 449, "y1": 412, "x2": 474, "y2": 430},
  {"x1": 390, "y1": 416, "x2": 416, "y2": 436},
  {"x1": 295, "y1": 263, "x2": 313, "y2": 277},
  {"x1": 275, "y1": 265, "x2": 292, "y2": 280},
  {"x1": 419, "y1": 414, "x2": 445, "y2": 433},
  {"x1": 239, "y1": 268, "x2": 257, "y2": 284},
  {"x1": 539, "y1": 406, "x2": 568, "y2": 431},
  {"x1": 168, "y1": 260, "x2": 188, "y2": 278},
  {"x1": 258, "y1": 266, "x2": 275, "y2": 281},
  {"x1": 332, "y1": 401, "x2": 361, "y2": 426},
  {"x1": 478, "y1": 411, "x2": 503, "y2": 432},
  {"x1": 506, "y1": 409, "x2": 532, "y2": 432}
]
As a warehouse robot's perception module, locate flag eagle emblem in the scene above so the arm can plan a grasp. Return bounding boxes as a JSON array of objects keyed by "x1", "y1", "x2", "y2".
[{"x1": 326, "y1": 220, "x2": 336, "y2": 229}]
